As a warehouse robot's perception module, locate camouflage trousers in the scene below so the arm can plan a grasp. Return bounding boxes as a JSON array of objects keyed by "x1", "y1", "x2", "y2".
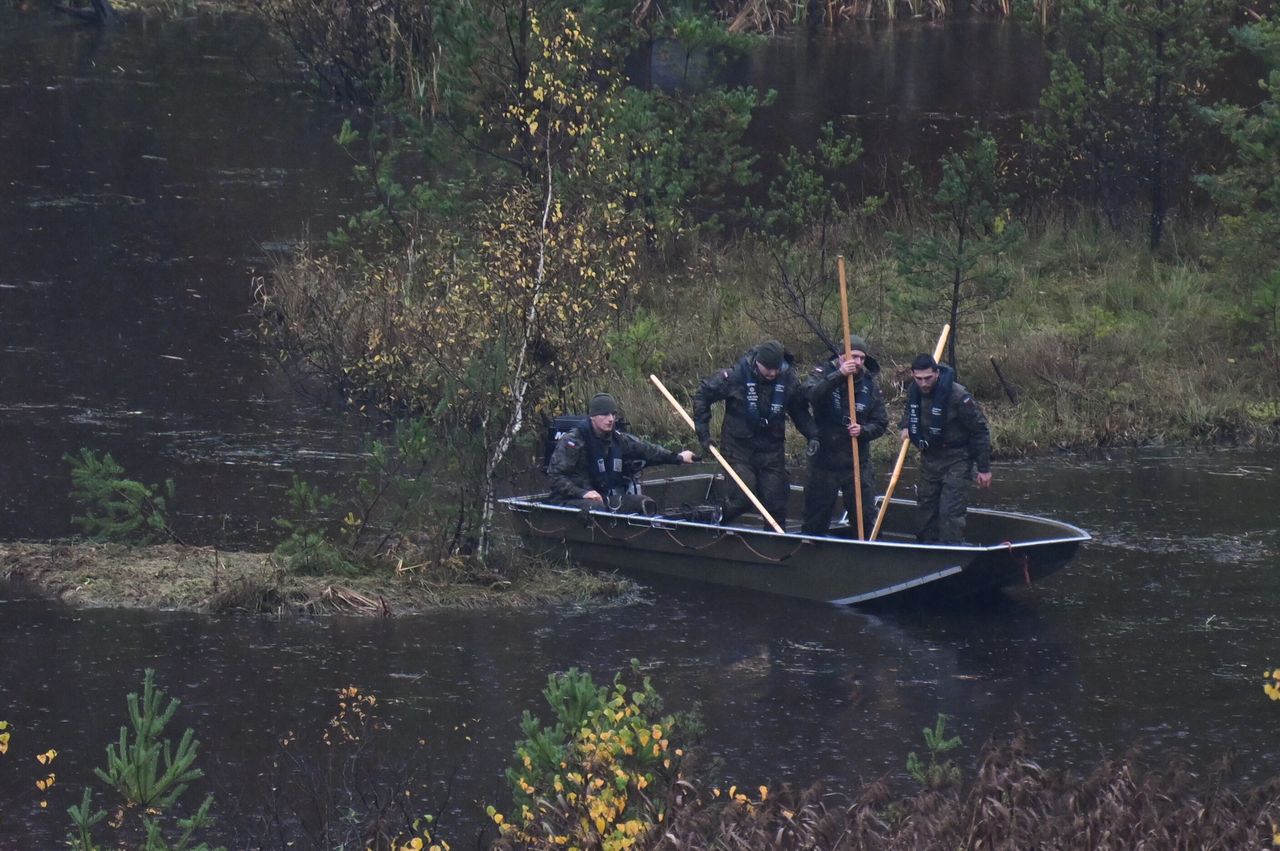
[
  {"x1": 914, "y1": 450, "x2": 973, "y2": 544},
  {"x1": 718, "y1": 445, "x2": 790, "y2": 530},
  {"x1": 801, "y1": 456, "x2": 876, "y2": 537}
]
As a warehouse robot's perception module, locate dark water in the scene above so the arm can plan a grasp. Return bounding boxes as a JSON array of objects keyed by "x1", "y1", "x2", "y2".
[
  {"x1": 749, "y1": 20, "x2": 1048, "y2": 180},
  {"x1": 4, "y1": 448, "x2": 1280, "y2": 846},
  {"x1": 0, "y1": 8, "x2": 365, "y2": 546},
  {"x1": 2, "y1": 8, "x2": 1277, "y2": 848}
]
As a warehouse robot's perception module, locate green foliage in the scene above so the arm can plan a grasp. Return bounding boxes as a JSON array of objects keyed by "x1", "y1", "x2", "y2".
[
  {"x1": 64, "y1": 448, "x2": 177, "y2": 544},
  {"x1": 69, "y1": 670, "x2": 222, "y2": 851},
  {"x1": 761, "y1": 121, "x2": 875, "y2": 237},
  {"x1": 906, "y1": 713, "x2": 963, "y2": 790},
  {"x1": 607, "y1": 310, "x2": 666, "y2": 382},
  {"x1": 96, "y1": 670, "x2": 205, "y2": 809},
  {"x1": 272, "y1": 476, "x2": 358, "y2": 576},
  {"x1": 891, "y1": 130, "x2": 1023, "y2": 369},
  {"x1": 496, "y1": 662, "x2": 685, "y2": 849},
  {"x1": 605, "y1": 83, "x2": 767, "y2": 246},
  {"x1": 271, "y1": 411, "x2": 492, "y2": 575},
  {"x1": 748, "y1": 122, "x2": 882, "y2": 352},
  {"x1": 1022, "y1": 0, "x2": 1226, "y2": 246},
  {"x1": 67, "y1": 790, "x2": 107, "y2": 851},
  {"x1": 1198, "y1": 16, "x2": 1280, "y2": 352}
]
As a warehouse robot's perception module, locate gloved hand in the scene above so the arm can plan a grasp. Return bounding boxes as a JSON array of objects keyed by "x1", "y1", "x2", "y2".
[
  {"x1": 806, "y1": 438, "x2": 821, "y2": 457},
  {"x1": 699, "y1": 436, "x2": 714, "y2": 455}
]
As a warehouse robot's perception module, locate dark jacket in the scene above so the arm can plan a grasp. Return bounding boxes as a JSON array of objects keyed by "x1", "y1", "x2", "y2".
[
  {"x1": 803, "y1": 353, "x2": 888, "y2": 467},
  {"x1": 546, "y1": 425, "x2": 683, "y2": 503},
  {"x1": 693, "y1": 345, "x2": 818, "y2": 456},
  {"x1": 899, "y1": 372, "x2": 991, "y2": 474}
]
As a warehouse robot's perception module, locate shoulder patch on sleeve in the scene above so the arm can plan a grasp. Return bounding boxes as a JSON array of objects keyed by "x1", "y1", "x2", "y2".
[{"x1": 720, "y1": 369, "x2": 730, "y2": 380}]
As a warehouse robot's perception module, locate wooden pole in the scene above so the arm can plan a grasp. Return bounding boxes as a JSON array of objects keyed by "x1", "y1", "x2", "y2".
[
  {"x1": 837, "y1": 256, "x2": 864, "y2": 540},
  {"x1": 869, "y1": 324, "x2": 951, "y2": 541},
  {"x1": 649, "y1": 374, "x2": 785, "y2": 534}
]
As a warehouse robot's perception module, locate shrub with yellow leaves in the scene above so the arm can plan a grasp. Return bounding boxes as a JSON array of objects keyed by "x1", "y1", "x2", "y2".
[
  {"x1": 493, "y1": 662, "x2": 688, "y2": 851},
  {"x1": 259, "y1": 0, "x2": 769, "y2": 559},
  {"x1": 1265, "y1": 668, "x2": 1280, "y2": 702}
]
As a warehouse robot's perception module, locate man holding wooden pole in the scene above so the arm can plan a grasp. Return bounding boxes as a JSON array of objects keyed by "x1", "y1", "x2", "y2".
[
  {"x1": 693, "y1": 340, "x2": 817, "y2": 530},
  {"x1": 801, "y1": 335, "x2": 888, "y2": 537}
]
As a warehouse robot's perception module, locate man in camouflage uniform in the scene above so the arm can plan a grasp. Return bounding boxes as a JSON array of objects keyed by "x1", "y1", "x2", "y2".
[
  {"x1": 693, "y1": 340, "x2": 817, "y2": 529},
  {"x1": 801, "y1": 335, "x2": 888, "y2": 537},
  {"x1": 898, "y1": 354, "x2": 992, "y2": 544},
  {"x1": 547, "y1": 393, "x2": 694, "y2": 513}
]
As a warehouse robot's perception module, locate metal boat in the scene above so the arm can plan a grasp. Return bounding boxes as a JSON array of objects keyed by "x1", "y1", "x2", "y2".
[{"x1": 501, "y1": 472, "x2": 1089, "y2": 605}]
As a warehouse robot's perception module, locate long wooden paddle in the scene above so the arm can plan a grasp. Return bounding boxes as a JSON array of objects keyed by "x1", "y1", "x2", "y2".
[
  {"x1": 837, "y1": 256, "x2": 865, "y2": 540},
  {"x1": 869, "y1": 323, "x2": 951, "y2": 541},
  {"x1": 649, "y1": 374, "x2": 785, "y2": 534}
]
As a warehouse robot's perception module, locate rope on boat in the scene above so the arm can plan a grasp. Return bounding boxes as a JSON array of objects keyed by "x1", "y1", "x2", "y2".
[
  {"x1": 660, "y1": 527, "x2": 727, "y2": 551},
  {"x1": 734, "y1": 533, "x2": 804, "y2": 564},
  {"x1": 525, "y1": 517, "x2": 571, "y2": 536},
  {"x1": 1004, "y1": 540, "x2": 1031, "y2": 584},
  {"x1": 589, "y1": 515, "x2": 652, "y2": 542}
]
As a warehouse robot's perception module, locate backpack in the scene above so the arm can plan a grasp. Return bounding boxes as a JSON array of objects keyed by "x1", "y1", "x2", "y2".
[{"x1": 540, "y1": 414, "x2": 630, "y2": 472}]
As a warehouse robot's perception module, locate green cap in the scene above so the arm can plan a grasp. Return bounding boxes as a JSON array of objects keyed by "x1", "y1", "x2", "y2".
[
  {"x1": 588, "y1": 393, "x2": 619, "y2": 416},
  {"x1": 754, "y1": 340, "x2": 785, "y2": 369}
]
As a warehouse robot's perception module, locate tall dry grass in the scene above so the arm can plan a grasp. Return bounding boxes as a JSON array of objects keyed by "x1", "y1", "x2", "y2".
[
  {"x1": 598, "y1": 218, "x2": 1278, "y2": 454},
  {"x1": 652, "y1": 730, "x2": 1280, "y2": 849}
]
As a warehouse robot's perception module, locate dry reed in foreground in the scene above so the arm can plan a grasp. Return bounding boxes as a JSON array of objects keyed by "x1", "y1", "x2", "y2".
[{"x1": 651, "y1": 730, "x2": 1280, "y2": 850}]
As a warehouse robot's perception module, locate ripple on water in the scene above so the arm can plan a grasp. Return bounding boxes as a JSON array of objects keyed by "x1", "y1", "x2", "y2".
[
  {"x1": 213, "y1": 167, "x2": 289, "y2": 188},
  {"x1": 26, "y1": 193, "x2": 147, "y2": 209},
  {"x1": 155, "y1": 429, "x2": 367, "y2": 467},
  {"x1": 1090, "y1": 525, "x2": 1278, "y2": 562}
]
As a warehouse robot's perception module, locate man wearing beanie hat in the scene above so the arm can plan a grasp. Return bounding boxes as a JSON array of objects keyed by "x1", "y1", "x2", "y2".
[
  {"x1": 897, "y1": 354, "x2": 991, "y2": 543},
  {"x1": 801, "y1": 335, "x2": 888, "y2": 536},
  {"x1": 693, "y1": 340, "x2": 818, "y2": 529},
  {"x1": 547, "y1": 392, "x2": 695, "y2": 513}
]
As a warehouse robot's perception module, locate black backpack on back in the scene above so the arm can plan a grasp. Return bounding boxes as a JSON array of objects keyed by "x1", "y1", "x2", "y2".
[{"x1": 541, "y1": 414, "x2": 630, "y2": 472}]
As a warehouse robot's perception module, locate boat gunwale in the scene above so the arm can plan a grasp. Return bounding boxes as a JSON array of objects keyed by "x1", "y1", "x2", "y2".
[{"x1": 499, "y1": 472, "x2": 1090, "y2": 552}]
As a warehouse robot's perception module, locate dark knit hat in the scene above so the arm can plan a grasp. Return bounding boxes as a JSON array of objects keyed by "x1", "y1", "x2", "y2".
[
  {"x1": 588, "y1": 393, "x2": 620, "y2": 416},
  {"x1": 847, "y1": 334, "x2": 869, "y2": 355},
  {"x1": 754, "y1": 340, "x2": 785, "y2": 369}
]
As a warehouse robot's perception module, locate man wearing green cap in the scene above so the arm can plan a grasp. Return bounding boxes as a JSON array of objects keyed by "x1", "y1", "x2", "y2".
[
  {"x1": 546, "y1": 392, "x2": 695, "y2": 513},
  {"x1": 693, "y1": 340, "x2": 817, "y2": 529},
  {"x1": 801, "y1": 335, "x2": 888, "y2": 536}
]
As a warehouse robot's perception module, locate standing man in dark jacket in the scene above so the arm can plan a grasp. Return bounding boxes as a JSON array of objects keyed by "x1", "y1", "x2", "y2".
[
  {"x1": 547, "y1": 393, "x2": 695, "y2": 513},
  {"x1": 693, "y1": 340, "x2": 818, "y2": 529},
  {"x1": 898, "y1": 354, "x2": 992, "y2": 544},
  {"x1": 801, "y1": 335, "x2": 888, "y2": 536}
]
